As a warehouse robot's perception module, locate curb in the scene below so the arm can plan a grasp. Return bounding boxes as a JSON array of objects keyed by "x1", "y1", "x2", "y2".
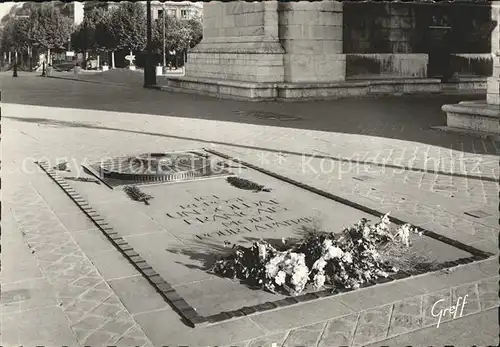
[{"x1": 46, "y1": 75, "x2": 136, "y2": 88}]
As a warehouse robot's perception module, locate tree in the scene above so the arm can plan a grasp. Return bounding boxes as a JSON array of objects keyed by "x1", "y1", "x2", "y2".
[
  {"x1": 31, "y1": 6, "x2": 74, "y2": 64},
  {"x1": 152, "y1": 15, "x2": 203, "y2": 53},
  {"x1": 185, "y1": 18, "x2": 203, "y2": 48},
  {"x1": 11, "y1": 17, "x2": 31, "y2": 52},
  {"x1": 109, "y1": 3, "x2": 146, "y2": 55},
  {"x1": 72, "y1": 7, "x2": 115, "y2": 53},
  {"x1": 1, "y1": 16, "x2": 34, "y2": 67}
]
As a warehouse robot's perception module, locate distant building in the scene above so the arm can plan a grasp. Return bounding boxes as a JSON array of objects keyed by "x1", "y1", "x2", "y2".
[
  {"x1": 151, "y1": 1, "x2": 203, "y2": 21},
  {"x1": 0, "y1": 2, "x2": 84, "y2": 25},
  {"x1": 70, "y1": 2, "x2": 85, "y2": 26},
  {"x1": 83, "y1": 1, "x2": 120, "y2": 12},
  {"x1": 83, "y1": 1, "x2": 203, "y2": 20},
  {"x1": 33, "y1": 1, "x2": 85, "y2": 25}
]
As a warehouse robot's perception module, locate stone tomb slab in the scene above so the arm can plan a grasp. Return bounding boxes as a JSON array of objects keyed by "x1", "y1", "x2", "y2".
[{"x1": 47, "y1": 151, "x2": 489, "y2": 324}]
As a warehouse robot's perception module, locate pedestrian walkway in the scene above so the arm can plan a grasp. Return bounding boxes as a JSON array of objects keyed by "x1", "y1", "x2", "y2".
[{"x1": 1, "y1": 75, "x2": 497, "y2": 346}]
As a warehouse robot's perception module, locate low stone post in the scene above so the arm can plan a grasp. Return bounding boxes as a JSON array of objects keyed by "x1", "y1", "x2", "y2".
[
  {"x1": 487, "y1": 2, "x2": 500, "y2": 106},
  {"x1": 441, "y1": 1, "x2": 500, "y2": 136}
]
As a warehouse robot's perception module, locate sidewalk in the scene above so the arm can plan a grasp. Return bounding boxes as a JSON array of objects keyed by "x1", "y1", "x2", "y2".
[{"x1": 1, "y1": 75, "x2": 498, "y2": 346}]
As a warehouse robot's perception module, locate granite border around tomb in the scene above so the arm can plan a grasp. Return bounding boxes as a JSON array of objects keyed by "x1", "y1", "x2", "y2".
[{"x1": 35, "y1": 152, "x2": 493, "y2": 328}]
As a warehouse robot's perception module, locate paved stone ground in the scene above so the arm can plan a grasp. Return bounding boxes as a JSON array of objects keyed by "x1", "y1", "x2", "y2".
[{"x1": 1, "y1": 74, "x2": 498, "y2": 346}]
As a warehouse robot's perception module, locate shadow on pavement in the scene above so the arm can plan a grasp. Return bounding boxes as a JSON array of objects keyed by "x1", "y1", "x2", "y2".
[{"x1": 1, "y1": 74, "x2": 498, "y2": 157}]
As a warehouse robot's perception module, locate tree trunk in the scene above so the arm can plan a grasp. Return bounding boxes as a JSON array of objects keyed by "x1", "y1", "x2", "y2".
[
  {"x1": 111, "y1": 51, "x2": 115, "y2": 68},
  {"x1": 29, "y1": 46, "x2": 32, "y2": 71}
]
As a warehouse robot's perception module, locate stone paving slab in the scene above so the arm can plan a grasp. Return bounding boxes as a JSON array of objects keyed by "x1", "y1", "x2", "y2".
[
  {"x1": 364, "y1": 307, "x2": 499, "y2": 347},
  {"x1": 230, "y1": 274, "x2": 499, "y2": 347},
  {"x1": 2, "y1": 177, "x2": 153, "y2": 347},
  {"x1": 217, "y1": 146, "x2": 498, "y2": 249},
  {"x1": 134, "y1": 308, "x2": 266, "y2": 346},
  {"x1": 1, "y1": 305, "x2": 80, "y2": 347}
]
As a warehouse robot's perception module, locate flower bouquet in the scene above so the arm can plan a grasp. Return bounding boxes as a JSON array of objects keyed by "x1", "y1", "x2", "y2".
[{"x1": 211, "y1": 213, "x2": 422, "y2": 296}]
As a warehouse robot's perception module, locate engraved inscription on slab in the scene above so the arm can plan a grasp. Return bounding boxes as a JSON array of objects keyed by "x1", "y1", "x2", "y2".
[{"x1": 163, "y1": 195, "x2": 314, "y2": 241}]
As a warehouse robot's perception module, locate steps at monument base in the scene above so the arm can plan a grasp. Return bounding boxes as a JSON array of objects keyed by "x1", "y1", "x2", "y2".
[
  {"x1": 441, "y1": 101, "x2": 500, "y2": 135},
  {"x1": 431, "y1": 125, "x2": 500, "y2": 140},
  {"x1": 159, "y1": 76, "x2": 485, "y2": 101}
]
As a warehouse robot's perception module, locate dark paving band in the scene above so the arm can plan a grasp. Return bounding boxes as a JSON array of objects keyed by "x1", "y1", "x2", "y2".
[{"x1": 36, "y1": 151, "x2": 493, "y2": 328}]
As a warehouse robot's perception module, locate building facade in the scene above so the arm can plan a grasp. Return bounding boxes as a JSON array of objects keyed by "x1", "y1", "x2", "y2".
[
  {"x1": 151, "y1": 1, "x2": 202, "y2": 20},
  {"x1": 69, "y1": 2, "x2": 85, "y2": 26},
  {"x1": 83, "y1": 1, "x2": 202, "y2": 20}
]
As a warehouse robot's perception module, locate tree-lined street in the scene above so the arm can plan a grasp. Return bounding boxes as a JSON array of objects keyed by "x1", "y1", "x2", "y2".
[{"x1": 0, "y1": 2, "x2": 203, "y2": 70}]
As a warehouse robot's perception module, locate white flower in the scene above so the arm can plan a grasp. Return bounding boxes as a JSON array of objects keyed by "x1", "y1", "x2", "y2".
[
  {"x1": 265, "y1": 255, "x2": 282, "y2": 277},
  {"x1": 313, "y1": 258, "x2": 327, "y2": 271},
  {"x1": 323, "y1": 239, "x2": 333, "y2": 249},
  {"x1": 313, "y1": 273, "x2": 326, "y2": 289},
  {"x1": 326, "y1": 246, "x2": 343, "y2": 259},
  {"x1": 275, "y1": 270, "x2": 286, "y2": 286},
  {"x1": 342, "y1": 252, "x2": 353, "y2": 263},
  {"x1": 378, "y1": 270, "x2": 388, "y2": 278},
  {"x1": 291, "y1": 264, "x2": 309, "y2": 287},
  {"x1": 381, "y1": 212, "x2": 391, "y2": 226},
  {"x1": 290, "y1": 252, "x2": 306, "y2": 264},
  {"x1": 396, "y1": 224, "x2": 411, "y2": 247},
  {"x1": 258, "y1": 244, "x2": 267, "y2": 260},
  {"x1": 363, "y1": 226, "x2": 371, "y2": 237}
]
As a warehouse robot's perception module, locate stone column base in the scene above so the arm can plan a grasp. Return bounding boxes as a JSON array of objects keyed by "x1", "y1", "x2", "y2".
[
  {"x1": 486, "y1": 77, "x2": 500, "y2": 105},
  {"x1": 184, "y1": 39, "x2": 285, "y2": 83},
  {"x1": 441, "y1": 101, "x2": 500, "y2": 135},
  {"x1": 161, "y1": 76, "x2": 448, "y2": 101}
]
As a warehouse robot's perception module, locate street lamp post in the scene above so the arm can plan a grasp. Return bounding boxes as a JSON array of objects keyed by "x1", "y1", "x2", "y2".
[
  {"x1": 144, "y1": 0, "x2": 156, "y2": 87},
  {"x1": 13, "y1": 51, "x2": 18, "y2": 77},
  {"x1": 162, "y1": 2, "x2": 166, "y2": 71}
]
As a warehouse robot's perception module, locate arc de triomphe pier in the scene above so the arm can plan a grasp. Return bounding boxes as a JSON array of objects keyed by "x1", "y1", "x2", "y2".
[{"x1": 166, "y1": 0, "x2": 495, "y2": 101}]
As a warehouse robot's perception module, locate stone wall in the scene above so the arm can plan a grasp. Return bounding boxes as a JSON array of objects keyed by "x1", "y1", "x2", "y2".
[
  {"x1": 344, "y1": 2, "x2": 418, "y2": 54},
  {"x1": 278, "y1": 1, "x2": 345, "y2": 82},
  {"x1": 343, "y1": 2, "x2": 425, "y2": 78},
  {"x1": 177, "y1": 0, "x2": 494, "y2": 99},
  {"x1": 487, "y1": 2, "x2": 500, "y2": 105},
  {"x1": 346, "y1": 54, "x2": 428, "y2": 79},
  {"x1": 449, "y1": 54, "x2": 493, "y2": 77},
  {"x1": 343, "y1": 2, "x2": 492, "y2": 78},
  {"x1": 185, "y1": 1, "x2": 284, "y2": 83}
]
